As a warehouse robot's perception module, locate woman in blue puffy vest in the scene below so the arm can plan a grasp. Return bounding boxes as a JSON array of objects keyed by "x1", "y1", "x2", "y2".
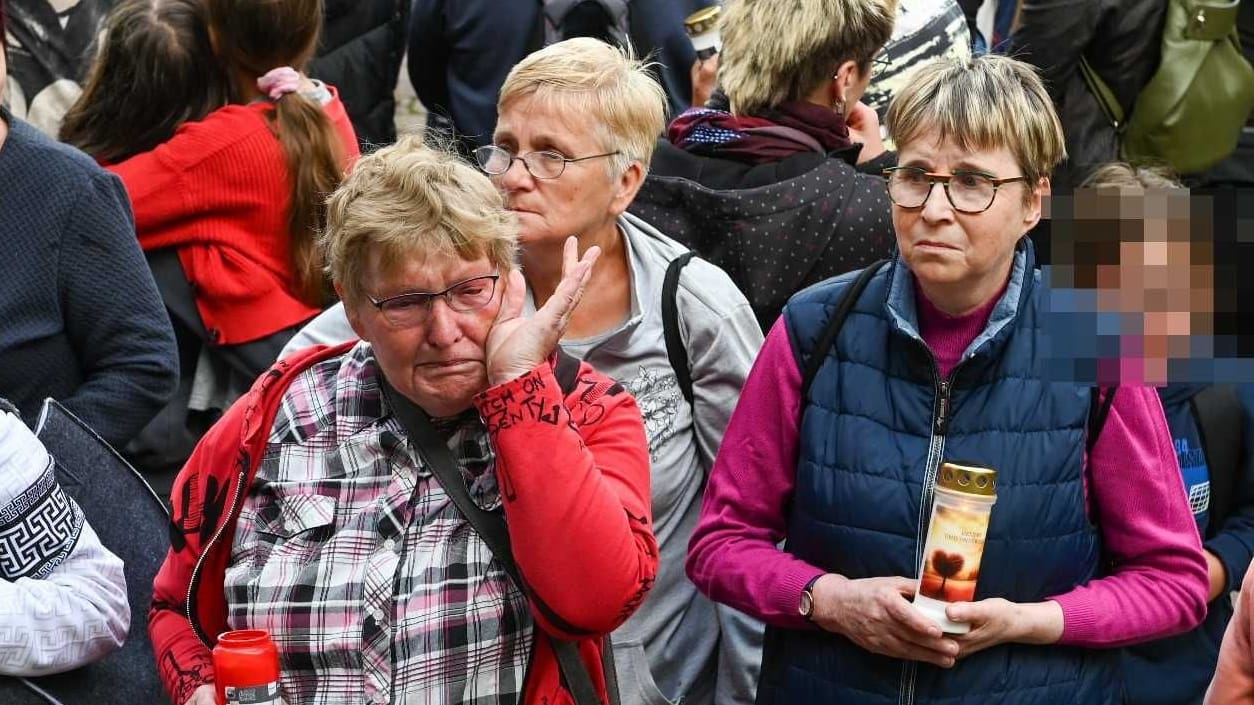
[{"x1": 685, "y1": 54, "x2": 1209, "y2": 705}]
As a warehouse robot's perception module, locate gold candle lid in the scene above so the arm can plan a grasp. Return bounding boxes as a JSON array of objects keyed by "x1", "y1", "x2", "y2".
[
  {"x1": 685, "y1": 5, "x2": 721, "y2": 36},
  {"x1": 937, "y1": 462, "x2": 997, "y2": 496}
]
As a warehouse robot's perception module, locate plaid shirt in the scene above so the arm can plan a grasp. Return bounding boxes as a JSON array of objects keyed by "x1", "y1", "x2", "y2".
[{"x1": 224, "y1": 344, "x2": 532, "y2": 705}]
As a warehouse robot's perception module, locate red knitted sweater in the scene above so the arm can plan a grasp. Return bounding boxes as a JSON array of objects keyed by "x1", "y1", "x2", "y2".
[{"x1": 108, "y1": 90, "x2": 359, "y2": 344}]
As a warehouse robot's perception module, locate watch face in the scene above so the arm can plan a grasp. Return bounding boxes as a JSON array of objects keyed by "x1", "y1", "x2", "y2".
[{"x1": 799, "y1": 590, "x2": 813, "y2": 617}]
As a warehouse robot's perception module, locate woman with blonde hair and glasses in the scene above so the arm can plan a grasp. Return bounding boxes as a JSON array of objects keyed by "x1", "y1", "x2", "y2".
[
  {"x1": 284, "y1": 37, "x2": 765, "y2": 705},
  {"x1": 686, "y1": 54, "x2": 1208, "y2": 705}
]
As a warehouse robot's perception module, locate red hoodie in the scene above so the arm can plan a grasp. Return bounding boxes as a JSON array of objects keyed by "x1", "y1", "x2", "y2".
[
  {"x1": 107, "y1": 90, "x2": 360, "y2": 345},
  {"x1": 150, "y1": 342, "x2": 657, "y2": 705}
]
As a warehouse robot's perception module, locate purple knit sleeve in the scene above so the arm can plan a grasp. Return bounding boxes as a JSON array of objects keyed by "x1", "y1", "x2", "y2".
[
  {"x1": 686, "y1": 319, "x2": 826, "y2": 629},
  {"x1": 1048, "y1": 386, "x2": 1209, "y2": 647}
]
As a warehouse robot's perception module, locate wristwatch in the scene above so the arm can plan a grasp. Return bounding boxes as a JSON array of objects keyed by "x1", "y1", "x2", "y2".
[{"x1": 799, "y1": 575, "x2": 823, "y2": 620}]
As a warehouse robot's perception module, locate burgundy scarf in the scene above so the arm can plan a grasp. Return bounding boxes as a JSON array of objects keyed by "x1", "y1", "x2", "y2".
[{"x1": 668, "y1": 100, "x2": 855, "y2": 164}]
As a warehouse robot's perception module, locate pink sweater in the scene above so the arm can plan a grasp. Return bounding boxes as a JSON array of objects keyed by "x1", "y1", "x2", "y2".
[{"x1": 687, "y1": 306, "x2": 1208, "y2": 647}]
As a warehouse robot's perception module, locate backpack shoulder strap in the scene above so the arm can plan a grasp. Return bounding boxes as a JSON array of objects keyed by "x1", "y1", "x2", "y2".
[
  {"x1": 1084, "y1": 386, "x2": 1118, "y2": 556},
  {"x1": 1086, "y1": 386, "x2": 1118, "y2": 455},
  {"x1": 554, "y1": 348, "x2": 583, "y2": 397},
  {"x1": 799, "y1": 260, "x2": 888, "y2": 403},
  {"x1": 1191, "y1": 385, "x2": 1244, "y2": 533},
  {"x1": 662, "y1": 252, "x2": 698, "y2": 404}
]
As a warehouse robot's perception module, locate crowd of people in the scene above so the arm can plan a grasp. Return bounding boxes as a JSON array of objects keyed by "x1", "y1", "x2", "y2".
[{"x1": 2, "y1": 1, "x2": 1254, "y2": 705}]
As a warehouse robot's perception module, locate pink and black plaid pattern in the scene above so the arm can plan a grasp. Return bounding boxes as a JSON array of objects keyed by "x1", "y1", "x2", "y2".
[{"x1": 224, "y1": 344, "x2": 532, "y2": 705}]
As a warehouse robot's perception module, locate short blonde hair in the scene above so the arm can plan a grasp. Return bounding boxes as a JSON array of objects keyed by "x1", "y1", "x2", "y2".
[
  {"x1": 322, "y1": 136, "x2": 519, "y2": 303},
  {"x1": 719, "y1": 0, "x2": 896, "y2": 116},
  {"x1": 497, "y1": 37, "x2": 667, "y2": 176},
  {"x1": 886, "y1": 54, "x2": 1065, "y2": 191}
]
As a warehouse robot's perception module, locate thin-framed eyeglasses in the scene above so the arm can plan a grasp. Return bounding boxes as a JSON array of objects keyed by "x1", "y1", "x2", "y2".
[
  {"x1": 473, "y1": 145, "x2": 621, "y2": 180},
  {"x1": 367, "y1": 273, "x2": 501, "y2": 327},
  {"x1": 869, "y1": 53, "x2": 891, "y2": 79},
  {"x1": 882, "y1": 166, "x2": 1029, "y2": 214}
]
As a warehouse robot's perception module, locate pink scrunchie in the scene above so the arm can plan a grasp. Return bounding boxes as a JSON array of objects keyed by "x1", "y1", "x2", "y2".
[{"x1": 257, "y1": 67, "x2": 302, "y2": 101}]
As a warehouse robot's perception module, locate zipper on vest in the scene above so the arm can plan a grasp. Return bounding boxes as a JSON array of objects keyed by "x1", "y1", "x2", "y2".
[
  {"x1": 185, "y1": 466, "x2": 249, "y2": 648},
  {"x1": 902, "y1": 351, "x2": 963, "y2": 705},
  {"x1": 914, "y1": 366, "x2": 957, "y2": 578}
]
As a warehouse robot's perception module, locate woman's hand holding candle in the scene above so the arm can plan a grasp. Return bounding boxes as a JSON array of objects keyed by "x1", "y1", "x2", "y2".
[
  {"x1": 810, "y1": 574, "x2": 960, "y2": 668},
  {"x1": 946, "y1": 598, "x2": 1064, "y2": 658}
]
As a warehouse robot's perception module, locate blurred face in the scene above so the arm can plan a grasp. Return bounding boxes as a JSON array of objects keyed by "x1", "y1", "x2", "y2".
[
  {"x1": 342, "y1": 251, "x2": 503, "y2": 418},
  {"x1": 1091, "y1": 192, "x2": 1209, "y2": 385},
  {"x1": 491, "y1": 93, "x2": 632, "y2": 247},
  {"x1": 893, "y1": 130, "x2": 1044, "y2": 304}
]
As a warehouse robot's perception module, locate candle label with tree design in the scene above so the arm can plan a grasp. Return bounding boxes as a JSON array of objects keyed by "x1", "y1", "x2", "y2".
[{"x1": 919, "y1": 504, "x2": 991, "y2": 602}]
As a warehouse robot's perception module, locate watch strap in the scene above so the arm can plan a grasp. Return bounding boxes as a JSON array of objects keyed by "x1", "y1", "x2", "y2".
[{"x1": 800, "y1": 574, "x2": 824, "y2": 619}]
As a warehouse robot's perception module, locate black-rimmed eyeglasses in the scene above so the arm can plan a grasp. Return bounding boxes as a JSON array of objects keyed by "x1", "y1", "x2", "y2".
[
  {"x1": 883, "y1": 166, "x2": 1029, "y2": 214},
  {"x1": 473, "y1": 145, "x2": 621, "y2": 180},
  {"x1": 367, "y1": 274, "x2": 500, "y2": 327}
]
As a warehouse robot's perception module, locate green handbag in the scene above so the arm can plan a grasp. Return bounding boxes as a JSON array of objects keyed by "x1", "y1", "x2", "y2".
[{"x1": 1079, "y1": 0, "x2": 1254, "y2": 174}]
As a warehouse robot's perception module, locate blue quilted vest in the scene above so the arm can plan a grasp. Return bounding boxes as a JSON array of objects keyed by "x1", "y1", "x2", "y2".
[{"x1": 758, "y1": 241, "x2": 1121, "y2": 705}]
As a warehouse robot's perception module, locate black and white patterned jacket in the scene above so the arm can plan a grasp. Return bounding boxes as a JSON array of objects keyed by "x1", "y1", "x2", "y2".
[{"x1": 0, "y1": 401, "x2": 129, "y2": 676}]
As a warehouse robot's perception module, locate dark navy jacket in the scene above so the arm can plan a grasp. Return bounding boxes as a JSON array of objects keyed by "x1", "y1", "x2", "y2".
[
  {"x1": 0, "y1": 110, "x2": 177, "y2": 448},
  {"x1": 631, "y1": 142, "x2": 897, "y2": 332},
  {"x1": 408, "y1": 0, "x2": 703, "y2": 151},
  {"x1": 760, "y1": 241, "x2": 1120, "y2": 705},
  {"x1": 1122, "y1": 385, "x2": 1254, "y2": 705}
]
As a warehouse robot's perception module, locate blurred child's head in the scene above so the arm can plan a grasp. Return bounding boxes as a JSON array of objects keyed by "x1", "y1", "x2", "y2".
[{"x1": 1050, "y1": 162, "x2": 1212, "y2": 386}]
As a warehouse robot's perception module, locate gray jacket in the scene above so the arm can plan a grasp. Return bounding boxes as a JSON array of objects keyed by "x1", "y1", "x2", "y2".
[{"x1": 279, "y1": 213, "x2": 766, "y2": 705}]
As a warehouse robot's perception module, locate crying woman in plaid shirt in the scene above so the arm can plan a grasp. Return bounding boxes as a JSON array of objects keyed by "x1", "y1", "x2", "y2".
[{"x1": 149, "y1": 139, "x2": 658, "y2": 705}]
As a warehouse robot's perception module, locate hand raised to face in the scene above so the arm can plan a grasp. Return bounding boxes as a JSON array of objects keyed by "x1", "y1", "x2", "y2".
[{"x1": 484, "y1": 236, "x2": 601, "y2": 386}]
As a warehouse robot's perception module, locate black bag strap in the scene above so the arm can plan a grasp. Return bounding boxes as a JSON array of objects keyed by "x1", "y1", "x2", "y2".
[
  {"x1": 1078, "y1": 56, "x2": 1128, "y2": 134},
  {"x1": 1191, "y1": 385, "x2": 1244, "y2": 535},
  {"x1": 378, "y1": 376, "x2": 606, "y2": 705},
  {"x1": 554, "y1": 347, "x2": 583, "y2": 395},
  {"x1": 145, "y1": 248, "x2": 297, "y2": 378},
  {"x1": 800, "y1": 260, "x2": 888, "y2": 403},
  {"x1": 662, "y1": 252, "x2": 698, "y2": 404},
  {"x1": 1084, "y1": 386, "x2": 1117, "y2": 546},
  {"x1": 1086, "y1": 386, "x2": 1118, "y2": 455}
]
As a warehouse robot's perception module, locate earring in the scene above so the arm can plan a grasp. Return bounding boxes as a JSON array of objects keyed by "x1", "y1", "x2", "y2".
[{"x1": 830, "y1": 74, "x2": 846, "y2": 115}]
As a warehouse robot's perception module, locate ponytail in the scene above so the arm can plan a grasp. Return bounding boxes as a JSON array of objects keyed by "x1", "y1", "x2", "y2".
[
  {"x1": 269, "y1": 92, "x2": 344, "y2": 308},
  {"x1": 203, "y1": 0, "x2": 339, "y2": 308}
]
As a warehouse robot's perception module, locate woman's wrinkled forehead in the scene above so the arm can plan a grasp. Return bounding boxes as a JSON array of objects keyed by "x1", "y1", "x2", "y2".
[
  {"x1": 498, "y1": 88, "x2": 598, "y2": 133},
  {"x1": 365, "y1": 245, "x2": 495, "y2": 293}
]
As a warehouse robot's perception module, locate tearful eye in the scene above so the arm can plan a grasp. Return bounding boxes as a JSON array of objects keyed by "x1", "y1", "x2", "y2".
[{"x1": 385, "y1": 297, "x2": 425, "y2": 311}]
